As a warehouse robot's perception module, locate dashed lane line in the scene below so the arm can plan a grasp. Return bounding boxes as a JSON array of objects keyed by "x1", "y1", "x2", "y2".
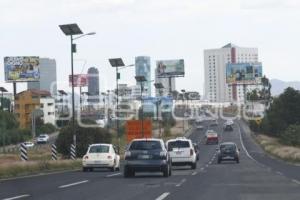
[
  {"x1": 292, "y1": 179, "x2": 300, "y2": 185},
  {"x1": 2, "y1": 194, "x2": 30, "y2": 200},
  {"x1": 176, "y1": 178, "x2": 186, "y2": 187},
  {"x1": 155, "y1": 192, "x2": 170, "y2": 200},
  {"x1": 58, "y1": 180, "x2": 89, "y2": 189},
  {"x1": 191, "y1": 171, "x2": 198, "y2": 176},
  {"x1": 106, "y1": 173, "x2": 121, "y2": 177}
]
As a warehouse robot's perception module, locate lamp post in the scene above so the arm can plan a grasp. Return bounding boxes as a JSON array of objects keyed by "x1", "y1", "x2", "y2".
[
  {"x1": 135, "y1": 75, "x2": 147, "y2": 137},
  {"x1": 59, "y1": 23, "x2": 95, "y2": 148},
  {"x1": 154, "y1": 83, "x2": 164, "y2": 137},
  {"x1": 181, "y1": 89, "x2": 186, "y2": 132},
  {"x1": 0, "y1": 87, "x2": 8, "y2": 111}
]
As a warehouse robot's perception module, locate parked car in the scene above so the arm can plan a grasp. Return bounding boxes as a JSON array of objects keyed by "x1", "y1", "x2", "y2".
[
  {"x1": 36, "y1": 134, "x2": 49, "y2": 144},
  {"x1": 205, "y1": 130, "x2": 219, "y2": 145},
  {"x1": 82, "y1": 144, "x2": 120, "y2": 172},
  {"x1": 166, "y1": 137, "x2": 197, "y2": 169},
  {"x1": 22, "y1": 142, "x2": 34, "y2": 148},
  {"x1": 217, "y1": 142, "x2": 240, "y2": 164},
  {"x1": 124, "y1": 138, "x2": 172, "y2": 178}
]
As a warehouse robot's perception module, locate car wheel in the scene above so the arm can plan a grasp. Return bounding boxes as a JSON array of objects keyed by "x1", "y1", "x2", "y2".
[
  {"x1": 124, "y1": 167, "x2": 134, "y2": 178},
  {"x1": 236, "y1": 158, "x2": 240, "y2": 163},
  {"x1": 110, "y1": 166, "x2": 115, "y2": 172},
  {"x1": 82, "y1": 167, "x2": 88, "y2": 172},
  {"x1": 89, "y1": 167, "x2": 94, "y2": 172},
  {"x1": 163, "y1": 165, "x2": 170, "y2": 177},
  {"x1": 169, "y1": 166, "x2": 172, "y2": 176},
  {"x1": 191, "y1": 162, "x2": 197, "y2": 169},
  {"x1": 217, "y1": 159, "x2": 221, "y2": 164}
]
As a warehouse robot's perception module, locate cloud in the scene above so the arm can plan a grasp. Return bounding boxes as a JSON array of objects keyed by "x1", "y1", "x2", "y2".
[{"x1": 241, "y1": 0, "x2": 300, "y2": 9}]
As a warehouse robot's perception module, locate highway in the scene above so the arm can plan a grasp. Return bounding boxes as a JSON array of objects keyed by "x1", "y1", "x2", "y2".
[{"x1": 1, "y1": 120, "x2": 299, "y2": 200}]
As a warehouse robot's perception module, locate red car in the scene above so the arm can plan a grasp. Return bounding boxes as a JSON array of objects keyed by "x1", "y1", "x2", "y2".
[{"x1": 205, "y1": 130, "x2": 219, "y2": 145}]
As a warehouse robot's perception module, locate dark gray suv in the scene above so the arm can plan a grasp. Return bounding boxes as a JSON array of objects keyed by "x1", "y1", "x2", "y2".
[
  {"x1": 124, "y1": 138, "x2": 172, "y2": 178},
  {"x1": 217, "y1": 142, "x2": 240, "y2": 164}
]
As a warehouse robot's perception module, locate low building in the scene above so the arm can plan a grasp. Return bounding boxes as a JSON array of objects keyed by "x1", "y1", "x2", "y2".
[{"x1": 14, "y1": 89, "x2": 55, "y2": 128}]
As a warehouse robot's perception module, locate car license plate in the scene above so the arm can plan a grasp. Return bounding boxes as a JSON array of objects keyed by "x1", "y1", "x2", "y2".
[
  {"x1": 224, "y1": 156, "x2": 233, "y2": 159},
  {"x1": 176, "y1": 152, "x2": 182, "y2": 155},
  {"x1": 94, "y1": 161, "x2": 102, "y2": 164},
  {"x1": 138, "y1": 155, "x2": 150, "y2": 159}
]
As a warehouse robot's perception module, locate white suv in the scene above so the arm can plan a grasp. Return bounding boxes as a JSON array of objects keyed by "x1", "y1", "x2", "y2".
[{"x1": 166, "y1": 137, "x2": 197, "y2": 169}]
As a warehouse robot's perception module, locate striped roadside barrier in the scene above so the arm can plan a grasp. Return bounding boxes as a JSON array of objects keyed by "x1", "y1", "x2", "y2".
[
  {"x1": 20, "y1": 143, "x2": 28, "y2": 161},
  {"x1": 70, "y1": 144, "x2": 76, "y2": 160},
  {"x1": 52, "y1": 144, "x2": 58, "y2": 160}
]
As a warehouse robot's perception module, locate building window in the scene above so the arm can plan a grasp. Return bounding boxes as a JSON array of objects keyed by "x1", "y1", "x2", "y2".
[{"x1": 48, "y1": 103, "x2": 53, "y2": 106}]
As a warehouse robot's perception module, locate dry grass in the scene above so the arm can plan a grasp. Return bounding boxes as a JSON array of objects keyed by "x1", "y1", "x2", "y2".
[
  {"x1": 0, "y1": 159, "x2": 81, "y2": 179},
  {"x1": 255, "y1": 134, "x2": 300, "y2": 164}
]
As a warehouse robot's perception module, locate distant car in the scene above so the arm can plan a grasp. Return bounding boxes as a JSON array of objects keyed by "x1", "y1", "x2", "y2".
[
  {"x1": 210, "y1": 119, "x2": 218, "y2": 126},
  {"x1": 82, "y1": 144, "x2": 120, "y2": 172},
  {"x1": 36, "y1": 134, "x2": 49, "y2": 144},
  {"x1": 193, "y1": 143, "x2": 200, "y2": 161},
  {"x1": 124, "y1": 138, "x2": 172, "y2": 177},
  {"x1": 205, "y1": 130, "x2": 219, "y2": 145},
  {"x1": 166, "y1": 137, "x2": 197, "y2": 169},
  {"x1": 217, "y1": 142, "x2": 240, "y2": 164},
  {"x1": 22, "y1": 142, "x2": 34, "y2": 148},
  {"x1": 223, "y1": 120, "x2": 234, "y2": 131}
]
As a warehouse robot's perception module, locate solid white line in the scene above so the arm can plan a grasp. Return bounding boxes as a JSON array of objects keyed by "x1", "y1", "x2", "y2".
[
  {"x1": 106, "y1": 173, "x2": 121, "y2": 177},
  {"x1": 3, "y1": 194, "x2": 30, "y2": 200},
  {"x1": 237, "y1": 123, "x2": 256, "y2": 162},
  {"x1": 155, "y1": 192, "x2": 170, "y2": 200},
  {"x1": 59, "y1": 180, "x2": 89, "y2": 189},
  {"x1": 176, "y1": 178, "x2": 186, "y2": 187},
  {"x1": 292, "y1": 179, "x2": 300, "y2": 185},
  {"x1": 276, "y1": 171, "x2": 283, "y2": 176}
]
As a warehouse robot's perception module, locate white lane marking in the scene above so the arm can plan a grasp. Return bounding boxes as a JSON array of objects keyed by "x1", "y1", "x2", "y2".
[
  {"x1": 200, "y1": 167, "x2": 205, "y2": 171},
  {"x1": 292, "y1": 179, "x2": 300, "y2": 185},
  {"x1": 106, "y1": 173, "x2": 121, "y2": 177},
  {"x1": 3, "y1": 194, "x2": 30, "y2": 200},
  {"x1": 176, "y1": 178, "x2": 186, "y2": 187},
  {"x1": 191, "y1": 171, "x2": 198, "y2": 176},
  {"x1": 59, "y1": 180, "x2": 89, "y2": 189},
  {"x1": 205, "y1": 164, "x2": 209, "y2": 167},
  {"x1": 155, "y1": 192, "x2": 170, "y2": 200},
  {"x1": 208, "y1": 162, "x2": 212, "y2": 165},
  {"x1": 276, "y1": 171, "x2": 283, "y2": 176}
]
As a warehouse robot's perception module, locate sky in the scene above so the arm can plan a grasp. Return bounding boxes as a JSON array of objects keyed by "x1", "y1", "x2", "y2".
[{"x1": 0, "y1": 0, "x2": 300, "y2": 96}]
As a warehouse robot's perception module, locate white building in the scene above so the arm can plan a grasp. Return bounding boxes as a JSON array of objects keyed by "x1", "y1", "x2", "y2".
[
  {"x1": 40, "y1": 97, "x2": 56, "y2": 126},
  {"x1": 204, "y1": 43, "x2": 259, "y2": 102},
  {"x1": 28, "y1": 58, "x2": 57, "y2": 96}
]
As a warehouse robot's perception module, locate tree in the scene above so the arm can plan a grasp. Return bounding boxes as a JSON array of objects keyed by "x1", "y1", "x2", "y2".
[
  {"x1": 262, "y1": 87, "x2": 300, "y2": 136},
  {"x1": 55, "y1": 122, "x2": 112, "y2": 158}
]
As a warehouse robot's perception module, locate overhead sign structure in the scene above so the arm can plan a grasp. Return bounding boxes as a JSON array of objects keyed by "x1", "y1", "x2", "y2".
[
  {"x1": 69, "y1": 74, "x2": 88, "y2": 87},
  {"x1": 126, "y1": 120, "x2": 152, "y2": 143},
  {"x1": 4, "y1": 57, "x2": 40, "y2": 82},
  {"x1": 156, "y1": 59, "x2": 185, "y2": 77},
  {"x1": 226, "y1": 62, "x2": 262, "y2": 84}
]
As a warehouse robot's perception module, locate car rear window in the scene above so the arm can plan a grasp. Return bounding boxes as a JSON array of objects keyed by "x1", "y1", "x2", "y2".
[
  {"x1": 167, "y1": 141, "x2": 190, "y2": 151},
  {"x1": 220, "y1": 144, "x2": 236, "y2": 151},
  {"x1": 89, "y1": 145, "x2": 110, "y2": 153},
  {"x1": 129, "y1": 141, "x2": 162, "y2": 151}
]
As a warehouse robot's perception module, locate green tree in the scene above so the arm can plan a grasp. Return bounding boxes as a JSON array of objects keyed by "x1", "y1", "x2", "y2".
[{"x1": 55, "y1": 122, "x2": 112, "y2": 158}]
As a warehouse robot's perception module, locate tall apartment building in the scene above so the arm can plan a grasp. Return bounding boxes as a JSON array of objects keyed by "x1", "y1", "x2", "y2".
[
  {"x1": 204, "y1": 43, "x2": 258, "y2": 102},
  {"x1": 28, "y1": 58, "x2": 57, "y2": 96},
  {"x1": 135, "y1": 56, "x2": 151, "y2": 97}
]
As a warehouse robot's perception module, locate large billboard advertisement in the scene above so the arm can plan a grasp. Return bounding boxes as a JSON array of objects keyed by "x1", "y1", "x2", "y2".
[
  {"x1": 226, "y1": 63, "x2": 262, "y2": 84},
  {"x1": 69, "y1": 74, "x2": 88, "y2": 87},
  {"x1": 156, "y1": 59, "x2": 185, "y2": 77},
  {"x1": 4, "y1": 57, "x2": 40, "y2": 82}
]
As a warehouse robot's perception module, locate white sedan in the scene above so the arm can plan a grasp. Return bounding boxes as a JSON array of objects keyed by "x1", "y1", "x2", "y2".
[{"x1": 82, "y1": 144, "x2": 120, "y2": 172}]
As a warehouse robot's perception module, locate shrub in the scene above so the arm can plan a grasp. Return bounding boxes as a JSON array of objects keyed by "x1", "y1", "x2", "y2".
[
  {"x1": 55, "y1": 123, "x2": 112, "y2": 158},
  {"x1": 36, "y1": 123, "x2": 56, "y2": 136},
  {"x1": 280, "y1": 124, "x2": 300, "y2": 147}
]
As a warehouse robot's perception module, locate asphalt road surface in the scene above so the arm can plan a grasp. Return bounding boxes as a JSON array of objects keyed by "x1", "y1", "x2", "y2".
[{"x1": 1, "y1": 120, "x2": 299, "y2": 200}]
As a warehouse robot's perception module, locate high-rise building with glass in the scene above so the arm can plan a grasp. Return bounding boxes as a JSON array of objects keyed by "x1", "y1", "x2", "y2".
[
  {"x1": 135, "y1": 56, "x2": 151, "y2": 97},
  {"x1": 87, "y1": 67, "x2": 100, "y2": 103}
]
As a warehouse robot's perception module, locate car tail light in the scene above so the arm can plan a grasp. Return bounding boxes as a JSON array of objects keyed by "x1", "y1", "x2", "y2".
[
  {"x1": 124, "y1": 151, "x2": 131, "y2": 159},
  {"x1": 107, "y1": 155, "x2": 112, "y2": 159},
  {"x1": 190, "y1": 149, "x2": 194, "y2": 156},
  {"x1": 84, "y1": 155, "x2": 89, "y2": 160}
]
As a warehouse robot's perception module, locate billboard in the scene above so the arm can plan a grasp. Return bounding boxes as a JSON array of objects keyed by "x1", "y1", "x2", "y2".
[
  {"x1": 4, "y1": 57, "x2": 40, "y2": 82},
  {"x1": 226, "y1": 63, "x2": 262, "y2": 84},
  {"x1": 126, "y1": 120, "x2": 152, "y2": 143},
  {"x1": 156, "y1": 59, "x2": 184, "y2": 77},
  {"x1": 69, "y1": 74, "x2": 88, "y2": 87}
]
